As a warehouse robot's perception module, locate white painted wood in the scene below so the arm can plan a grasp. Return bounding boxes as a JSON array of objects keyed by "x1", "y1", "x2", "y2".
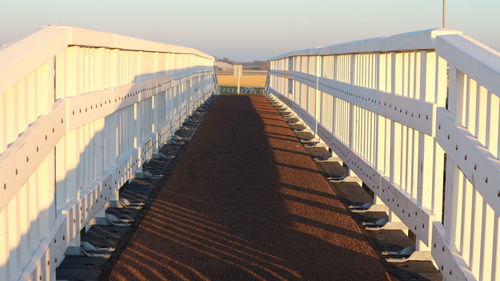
[
  {"x1": 268, "y1": 28, "x2": 500, "y2": 281},
  {"x1": 436, "y1": 34, "x2": 500, "y2": 97},
  {"x1": 271, "y1": 29, "x2": 462, "y2": 60},
  {"x1": 0, "y1": 26, "x2": 216, "y2": 281}
]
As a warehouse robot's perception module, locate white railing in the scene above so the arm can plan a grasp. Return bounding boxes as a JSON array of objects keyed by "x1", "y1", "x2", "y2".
[
  {"x1": 0, "y1": 26, "x2": 217, "y2": 281},
  {"x1": 267, "y1": 28, "x2": 499, "y2": 281}
]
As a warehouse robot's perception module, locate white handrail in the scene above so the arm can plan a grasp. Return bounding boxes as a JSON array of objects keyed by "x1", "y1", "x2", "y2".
[
  {"x1": 0, "y1": 26, "x2": 214, "y2": 103},
  {"x1": 0, "y1": 26, "x2": 216, "y2": 281},
  {"x1": 436, "y1": 34, "x2": 500, "y2": 97},
  {"x1": 267, "y1": 29, "x2": 499, "y2": 281},
  {"x1": 270, "y1": 29, "x2": 463, "y2": 60}
]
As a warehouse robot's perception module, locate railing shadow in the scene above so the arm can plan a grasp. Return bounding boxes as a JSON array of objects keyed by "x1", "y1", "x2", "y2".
[
  {"x1": 106, "y1": 95, "x2": 391, "y2": 281},
  {"x1": 1, "y1": 67, "x2": 215, "y2": 281}
]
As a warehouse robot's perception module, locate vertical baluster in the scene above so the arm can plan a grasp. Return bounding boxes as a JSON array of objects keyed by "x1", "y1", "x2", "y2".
[
  {"x1": 478, "y1": 203, "x2": 495, "y2": 280},
  {"x1": 465, "y1": 184, "x2": 481, "y2": 277},
  {"x1": 0, "y1": 207, "x2": 6, "y2": 280},
  {"x1": 492, "y1": 216, "x2": 500, "y2": 281},
  {"x1": 459, "y1": 176, "x2": 472, "y2": 263}
]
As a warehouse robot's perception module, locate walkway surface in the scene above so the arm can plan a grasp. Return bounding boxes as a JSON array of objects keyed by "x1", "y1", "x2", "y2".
[{"x1": 107, "y1": 96, "x2": 392, "y2": 281}]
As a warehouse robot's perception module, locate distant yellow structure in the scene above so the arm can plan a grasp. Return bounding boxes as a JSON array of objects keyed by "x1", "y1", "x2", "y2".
[{"x1": 217, "y1": 70, "x2": 267, "y2": 88}]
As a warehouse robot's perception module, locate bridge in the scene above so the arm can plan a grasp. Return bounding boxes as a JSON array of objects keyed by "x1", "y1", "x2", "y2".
[{"x1": 0, "y1": 26, "x2": 499, "y2": 281}]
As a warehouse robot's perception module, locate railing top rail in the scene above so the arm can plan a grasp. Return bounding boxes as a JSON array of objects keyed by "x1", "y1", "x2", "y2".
[
  {"x1": 59, "y1": 26, "x2": 214, "y2": 59},
  {"x1": 436, "y1": 34, "x2": 500, "y2": 96},
  {"x1": 0, "y1": 27, "x2": 67, "y2": 95},
  {"x1": 0, "y1": 26, "x2": 214, "y2": 95},
  {"x1": 270, "y1": 28, "x2": 462, "y2": 60}
]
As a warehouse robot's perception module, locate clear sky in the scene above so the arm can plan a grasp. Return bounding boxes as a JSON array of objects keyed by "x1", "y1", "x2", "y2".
[{"x1": 0, "y1": 0, "x2": 498, "y2": 61}]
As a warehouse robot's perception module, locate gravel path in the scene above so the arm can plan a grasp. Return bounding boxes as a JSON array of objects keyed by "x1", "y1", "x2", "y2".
[{"x1": 108, "y1": 95, "x2": 393, "y2": 281}]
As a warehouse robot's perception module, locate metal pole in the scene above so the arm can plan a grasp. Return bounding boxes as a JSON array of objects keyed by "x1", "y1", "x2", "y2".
[{"x1": 442, "y1": 0, "x2": 446, "y2": 28}]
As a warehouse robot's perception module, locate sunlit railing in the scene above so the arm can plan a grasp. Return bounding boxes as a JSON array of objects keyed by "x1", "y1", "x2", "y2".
[
  {"x1": 0, "y1": 26, "x2": 216, "y2": 281},
  {"x1": 267, "y1": 28, "x2": 500, "y2": 281}
]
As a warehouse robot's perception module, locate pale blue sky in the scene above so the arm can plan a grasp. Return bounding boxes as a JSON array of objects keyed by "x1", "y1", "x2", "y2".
[{"x1": 0, "y1": 0, "x2": 498, "y2": 61}]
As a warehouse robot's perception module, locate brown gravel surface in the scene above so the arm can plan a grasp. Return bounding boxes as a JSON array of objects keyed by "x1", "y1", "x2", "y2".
[{"x1": 107, "y1": 96, "x2": 393, "y2": 281}]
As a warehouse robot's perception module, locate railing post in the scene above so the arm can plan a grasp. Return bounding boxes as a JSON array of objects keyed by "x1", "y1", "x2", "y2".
[
  {"x1": 348, "y1": 54, "x2": 355, "y2": 151},
  {"x1": 373, "y1": 53, "x2": 385, "y2": 207},
  {"x1": 388, "y1": 52, "x2": 404, "y2": 225},
  {"x1": 315, "y1": 55, "x2": 322, "y2": 137},
  {"x1": 443, "y1": 66, "x2": 466, "y2": 246},
  {"x1": 415, "y1": 51, "x2": 439, "y2": 252}
]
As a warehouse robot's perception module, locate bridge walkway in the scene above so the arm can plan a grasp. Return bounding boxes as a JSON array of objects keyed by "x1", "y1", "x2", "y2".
[{"x1": 105, "y1": 95, "x2": 392, "y2": 281}]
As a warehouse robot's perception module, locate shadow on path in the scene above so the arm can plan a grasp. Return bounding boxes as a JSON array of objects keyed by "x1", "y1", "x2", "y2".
[{"x1": 108, "y1": 96, "x2": 392, "y2": 281}]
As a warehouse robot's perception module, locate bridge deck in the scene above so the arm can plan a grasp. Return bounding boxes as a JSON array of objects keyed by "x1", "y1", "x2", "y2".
[{"x1": 107, "y1": 95, "x2": 392, "y2": 281}]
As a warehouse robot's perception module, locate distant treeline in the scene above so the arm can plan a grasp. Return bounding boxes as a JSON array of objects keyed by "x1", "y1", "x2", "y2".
[{"x1": 216, "y1": 57, "x2": 269, "y2": 70}]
